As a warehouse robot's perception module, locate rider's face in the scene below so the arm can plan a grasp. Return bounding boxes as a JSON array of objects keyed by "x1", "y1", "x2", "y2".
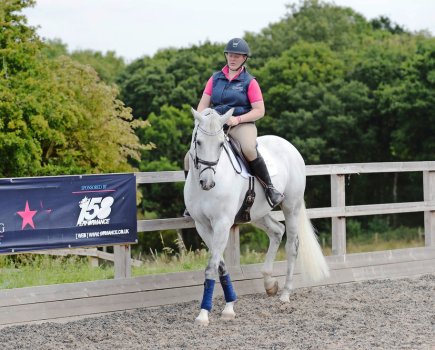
[{"x1": 225, "y1": 53, "x2": 246, "y2": 69}]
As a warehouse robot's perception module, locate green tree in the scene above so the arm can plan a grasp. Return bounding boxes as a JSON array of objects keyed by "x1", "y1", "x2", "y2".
[
  {"x1": 370, "y1": 16, "x2": 406, "y2": 34},
  {"x1": 70, "y1": 49, "x2": 125, "y2": 85},
  {"x1": 40, "y1": 38, "x2": 68, "y2": 59},
  {"x1": 386, "y1": 38, "x2": 435, "y2": 161},
  {"x1": 42, "y1": 39, "x2": 126, "y2": 85},
  {"x1": 0, "y1": 0, "x2": 147, "y2": 177},
  {"x1": 245, "y1": 0, "x2": 372, "y2": 70},
  {"x1": 118, "y1": 42, "x2": 223, "y2": 119},
  {"x1": 118, "y1": 56, "x2": 176, "y2": 118},
  {"x1": 136, "y1": 105, "x2": 193, "y2": 217}
]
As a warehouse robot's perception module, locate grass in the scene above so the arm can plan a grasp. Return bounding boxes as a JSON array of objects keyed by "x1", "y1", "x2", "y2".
[
  {"x1": 0, "y1": 254, "x2": 114, "y2": 290},
  {"x1": 132, "y1": 248, "x2": 209, "y2": 276},
  {"x1": 0, "y1": 232, "x2": 425, "y2": 290}
]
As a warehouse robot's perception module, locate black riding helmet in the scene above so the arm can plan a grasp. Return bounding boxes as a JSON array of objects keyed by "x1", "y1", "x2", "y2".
[
  {"x1": 224, "y1": 38, "x2": 251, "y2": 57},
  {"x1": 224, "y1": 38, "x2": 250, "y2": 71}
]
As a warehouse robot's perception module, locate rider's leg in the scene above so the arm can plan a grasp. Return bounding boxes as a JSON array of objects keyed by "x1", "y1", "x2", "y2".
[
  {"x1": 228, "y1": 123, "x2": 284, "y2": 208},
  {"x1": 227, "y1": 122, "x2": 258, "y2": 161},
  {"x1": 249, "y1": 155, "x2": 284, "y2": 208}
]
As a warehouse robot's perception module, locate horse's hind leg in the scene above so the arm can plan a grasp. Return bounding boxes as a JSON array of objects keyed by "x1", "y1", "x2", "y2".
[
  {"x1": 280, "y1": 204, "x2": 300, "y2": 302},
  {"x1": 252, "y1": 214, "x2": 285, "y2": 296}
]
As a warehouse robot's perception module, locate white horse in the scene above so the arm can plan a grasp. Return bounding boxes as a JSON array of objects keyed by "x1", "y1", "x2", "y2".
[{"x1": 184, "y1": 108, "x2": 329, "y2": 325}]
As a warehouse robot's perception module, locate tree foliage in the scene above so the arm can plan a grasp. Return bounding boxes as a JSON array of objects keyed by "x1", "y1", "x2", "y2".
[{"x1": 0, "y1": 0, "x2": 147, "y2": 177}]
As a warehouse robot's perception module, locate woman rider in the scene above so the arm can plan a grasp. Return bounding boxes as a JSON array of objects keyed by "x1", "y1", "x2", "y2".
[{"x1": 184, "y1": 38, "x2": 284, "y2": 215}]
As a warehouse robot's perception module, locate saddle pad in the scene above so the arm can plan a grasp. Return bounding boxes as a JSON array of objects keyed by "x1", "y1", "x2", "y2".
[
  {"x1": 227, "y1": 144, "x2": 277, "y2": 178},
  {"x1": 227, "y1": 147, "x2": 250, "y2": 178}
]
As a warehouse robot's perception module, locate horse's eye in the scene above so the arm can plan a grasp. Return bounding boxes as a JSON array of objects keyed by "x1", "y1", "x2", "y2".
[{"x1": 196, "y1": 140, "x2": 201, "y2": 146}]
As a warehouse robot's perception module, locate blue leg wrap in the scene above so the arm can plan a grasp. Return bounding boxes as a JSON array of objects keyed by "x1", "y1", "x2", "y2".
[
  {"x1": 220, "y1": 274, "x2": 237, "y2": 303},
  {"x1": 200, "y1": 279, "x2": 215, "y2": 312}
]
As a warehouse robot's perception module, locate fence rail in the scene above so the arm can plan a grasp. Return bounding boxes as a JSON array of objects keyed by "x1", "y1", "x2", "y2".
[
  {"x1": 132, "y1": 161, "x2": 435, "y2": 269},
  {"x1": 7, "y1": 161, "x2": 435, "y2": 275}
]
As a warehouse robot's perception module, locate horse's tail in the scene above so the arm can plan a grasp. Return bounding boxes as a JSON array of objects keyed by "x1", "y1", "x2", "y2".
[{"x1": 297, "y1": 202, "x2": 330, "y2": 282}]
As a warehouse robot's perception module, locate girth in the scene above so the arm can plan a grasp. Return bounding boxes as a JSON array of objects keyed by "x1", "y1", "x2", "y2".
[{"x1": 234, "y1": 175, "x2": 256, "y2": 224}]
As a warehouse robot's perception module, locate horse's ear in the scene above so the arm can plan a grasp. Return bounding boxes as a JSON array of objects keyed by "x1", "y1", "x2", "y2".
[
  {"x1": 191, "y1": 107, "x2": 203, "y2": 123},
  {"x1": 221, "y1": 108, "x2": 234, "y2": 126}
]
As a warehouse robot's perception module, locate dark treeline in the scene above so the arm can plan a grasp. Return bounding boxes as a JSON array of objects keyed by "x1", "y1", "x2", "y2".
[{"x1": 1, "y1": 0, "x2": 434, "y2": 252}]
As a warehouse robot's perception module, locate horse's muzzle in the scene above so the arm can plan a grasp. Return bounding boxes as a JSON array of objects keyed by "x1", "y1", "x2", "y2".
[{"x1": 200, "y1": 180, "x2": 215, "y2": 190}]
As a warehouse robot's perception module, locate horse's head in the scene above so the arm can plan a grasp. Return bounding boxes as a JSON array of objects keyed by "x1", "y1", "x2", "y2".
[{"x1": 190, "y1": 107, "x2": 233, "y2": 190}]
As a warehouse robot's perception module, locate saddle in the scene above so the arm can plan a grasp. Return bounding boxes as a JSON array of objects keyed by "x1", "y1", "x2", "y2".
[
  {"x1": 226, "y1": 136, "x2": 256, "y2": 224},
  {"x1": 227, "y1": 136, "x2": 250, "y2": 173}
]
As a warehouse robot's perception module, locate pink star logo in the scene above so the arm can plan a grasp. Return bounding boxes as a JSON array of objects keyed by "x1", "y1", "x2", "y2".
[{"x1": 17, "y1": 201, "x2": 38, "y2": 229}]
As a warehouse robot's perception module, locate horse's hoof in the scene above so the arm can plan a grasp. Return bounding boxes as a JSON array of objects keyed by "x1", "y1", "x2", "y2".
[
  {"x1": 195, "y1": 309, "x2": 209, "y2": 325},
  {"x1": 221, "y1": 310, "x2": 236, "y2": 321},
  {"x1": 194, "y1": 317, "x2": 209, "y2": 326},
  {"x1": 265, "y1": 280, "x2": 279, "y2": 296},
  {"x1": 279, "y1": 292, "x2": 290, "y2": 303},
  {"x1": 221, "y1": 301, "x2": 236, "y2": 321}
]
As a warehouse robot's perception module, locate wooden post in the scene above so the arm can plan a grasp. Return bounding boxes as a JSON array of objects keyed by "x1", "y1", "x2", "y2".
[
  {"x1": 88, "y1": 256, "x2": 99, "y2": 267},
  {"x1": 114, "y1": 245, "x2": 131, "y2": 279},
  {"x1": 224, "y1": 225, "x2": 240, "y2": 267},
  {"x1": 331, "y1": 174, "x2": 346, "y2": 255},
  {"x1": 423, "y1": 171, "x2": 435, "y2": 247}
]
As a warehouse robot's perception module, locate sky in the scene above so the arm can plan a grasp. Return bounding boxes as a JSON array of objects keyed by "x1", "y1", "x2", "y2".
[{"x1": 23, "y1": 0, "x2": 435, "y2": 62}]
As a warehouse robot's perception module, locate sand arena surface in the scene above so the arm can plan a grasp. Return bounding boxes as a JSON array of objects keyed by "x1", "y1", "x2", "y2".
[{"x1": 1, "y1": 274, "x2": 434, "y2": 349}]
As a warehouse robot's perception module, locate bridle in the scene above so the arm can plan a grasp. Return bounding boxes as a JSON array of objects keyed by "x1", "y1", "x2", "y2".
[{"x1": 190, "y1": 124, "x2": 225, "y2": 176}]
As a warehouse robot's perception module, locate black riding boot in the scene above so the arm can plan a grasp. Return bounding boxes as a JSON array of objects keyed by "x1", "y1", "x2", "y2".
[
  {"x1": 249, "y1": 156, "x2": 284, "y2": 208},
  {"x1": 183, "y1": 170, "x2": 190, "y2": 217}
]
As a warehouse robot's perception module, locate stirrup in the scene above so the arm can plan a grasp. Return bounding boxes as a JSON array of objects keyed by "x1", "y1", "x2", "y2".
[{"x1": 266, "y1": 187, "x2": 284, "y2": 208}]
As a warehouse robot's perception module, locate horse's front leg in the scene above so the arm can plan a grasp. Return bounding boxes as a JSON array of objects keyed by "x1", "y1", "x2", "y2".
[
  {"x1": 195, "y1": 220, "x2": 233, "y2": 325},
  {"x1": 195, "y1": 253, "x2": 222, "y2": 326},
  {"x1": 218, "y1": 260, "x2": 237, "y2": 320}
]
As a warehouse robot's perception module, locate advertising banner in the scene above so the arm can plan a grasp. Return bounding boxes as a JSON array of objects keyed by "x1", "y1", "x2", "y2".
[{"x1": 0, "y1": 173, "x2": 137, "y2": 253}]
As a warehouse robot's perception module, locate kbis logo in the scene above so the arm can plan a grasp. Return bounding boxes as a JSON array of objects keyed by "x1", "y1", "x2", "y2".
[{"x1": 77, "y1": 196, "x2": 114, "y2": 226}]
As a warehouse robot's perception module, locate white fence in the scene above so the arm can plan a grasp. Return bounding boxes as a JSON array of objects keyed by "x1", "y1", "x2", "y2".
[
  {"x1": 131, "y1": 161, "x2": 435, "y2": 272},
  {"x1": 1, "y1": 161, "x2": 434, "y2": 327}
]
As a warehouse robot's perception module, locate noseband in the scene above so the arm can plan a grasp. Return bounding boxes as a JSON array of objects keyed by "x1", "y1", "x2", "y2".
[{"x1": 190, "y1": 125, "x2": 225, "y2": 176}]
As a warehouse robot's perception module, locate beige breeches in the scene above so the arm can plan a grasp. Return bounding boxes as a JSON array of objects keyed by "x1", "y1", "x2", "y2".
[{"x1": 227, "y1": 122, "x2": 258, "y2": 161}]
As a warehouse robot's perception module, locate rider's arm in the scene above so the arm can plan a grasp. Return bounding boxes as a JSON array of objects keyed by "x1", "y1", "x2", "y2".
[
  {"x1": 240, "y1": 100, "x2": 265, "y2": 122},
  {"x1": 227, "y1": 79, "x2": 265, "y2": 126},
  {"x1": 226, "y1": 100, "x2": 264, "y2": 126},
  {"x1": 197, "y1": 93, "x2": 211, "y2": 112},
  {"x1": 197, "y1": 77, "x2": 213, "y2": 112}
]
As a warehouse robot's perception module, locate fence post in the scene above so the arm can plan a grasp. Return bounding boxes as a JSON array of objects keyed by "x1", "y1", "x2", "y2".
[
  {"x1": 423, "y1": 171, "x2": 435, "y2": 247},
  {"x1": 331, "y1": 174, "x2": 346, "y2": 255},
  {"x1": 114, "y1": 245, "x2": 131, "y2": 279},
  {"x1": 224, "y1": 225, "x2": 240, "y2": 267}
]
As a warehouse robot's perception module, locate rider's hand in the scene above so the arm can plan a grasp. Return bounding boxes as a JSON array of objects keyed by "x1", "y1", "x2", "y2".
[{"x1": 227, "y1": 116, "x2": 242, "y2": 127}]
